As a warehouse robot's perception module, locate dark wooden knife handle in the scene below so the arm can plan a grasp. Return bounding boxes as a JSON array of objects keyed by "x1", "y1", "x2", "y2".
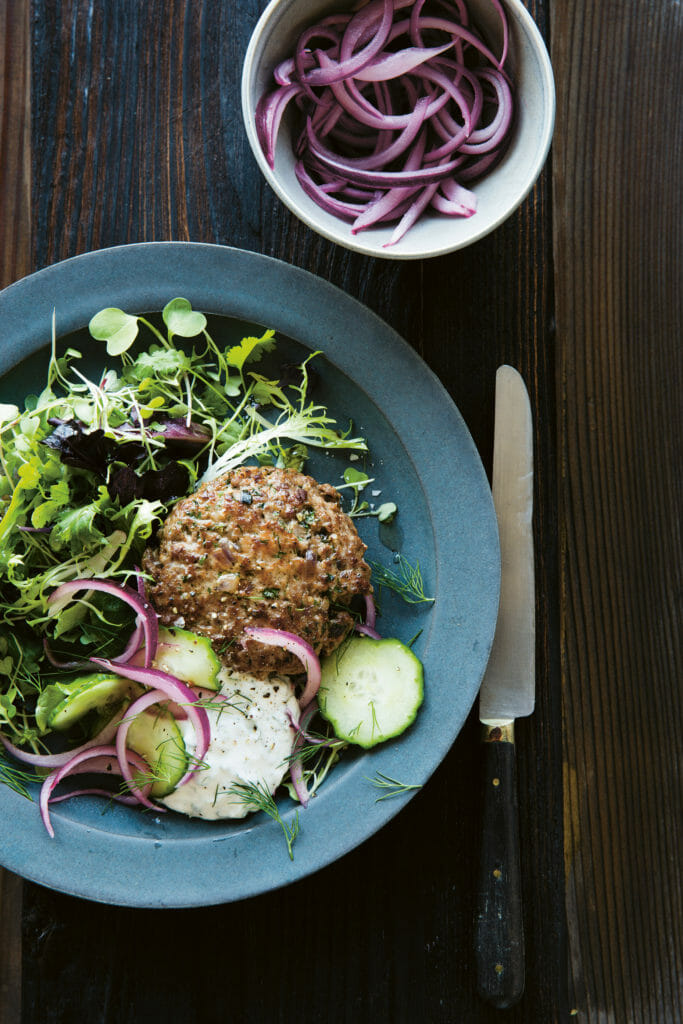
[{"x1": 474, "y1": 726, "x2": 525, "y2": 1008}]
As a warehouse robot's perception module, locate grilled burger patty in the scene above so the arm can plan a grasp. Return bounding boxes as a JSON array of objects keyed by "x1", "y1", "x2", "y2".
[{"x1": 142, "y1": 465, "x2": 372, "y2": 677}]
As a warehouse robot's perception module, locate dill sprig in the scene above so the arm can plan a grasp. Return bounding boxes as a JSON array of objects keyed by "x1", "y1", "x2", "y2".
[
  {"x1": 0, "y1": 751, "x2": 39, "y2": 800},
  {"x1": 369, "y1": 554, "x2": 435, "y2": 605},
  {"x1": 366, "y1": 771, "x2": 422, "y2": 802},
  {"x1": 229, "y1": 779, "x2": 300, "y2": 860},
  {"x1": 284, "y1": 737, "x2": 346, "y2": 804}
]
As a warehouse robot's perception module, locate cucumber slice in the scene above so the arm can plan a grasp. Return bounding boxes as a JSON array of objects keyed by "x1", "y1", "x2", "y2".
[
  {"x1": 149, "y1": 627, "x2": 221, "y2": 691},
  {"x1": 45, "y1": 673, "x2": 139, "y2": 732},
  {"x1": 318, "y1": 636, "x2": 424, "y2": 749},
  {"x1": 127, "y1": 708, "x2": 188, "y2": 798}
]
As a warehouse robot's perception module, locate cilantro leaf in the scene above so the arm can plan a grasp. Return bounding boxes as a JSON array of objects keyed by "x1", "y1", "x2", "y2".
[{"x1": 225, "y1": 330, "x2": 276, "y2": 375}]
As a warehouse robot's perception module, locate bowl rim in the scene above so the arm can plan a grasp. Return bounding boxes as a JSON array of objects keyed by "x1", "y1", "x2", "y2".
[
  {"x1": 241, "y1": 0, "x2": 556, "y2": 260},
  {"x1": 0, "y1": 241, "x2": 501, "y2": 906}
]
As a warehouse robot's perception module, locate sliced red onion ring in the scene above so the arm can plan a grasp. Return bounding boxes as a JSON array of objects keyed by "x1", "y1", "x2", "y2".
[
  {"x1": 318, "y1": 52, "x2": 451, "y2": 131},
  {"x1": 399, "y1": 14, "x2": 505, "y2": 71},
  {"x1": 307, "y1": 127, "x2": 463, "y2": 188},
  {"x1": 458, "y1": 69, "x2": 513, "y2": 153},
  {"x1": 353, "y1": 42, "x2": 453, "y2": 82},
  {"x1": 286, "y1": 700, "x2": 324, "y2": 809},
  {"x1": 243, "y1": 627, "x2": 321, "y2": 708},
  {"x1": 256, "y1": 82, "x2": 303, "y2": 168},
  {"x1": 255, "y1": 0, "x2": 514, "y2": 244},
  {"x1": 47, "y1": 787, "x2": 144, "y2": 807},
  {"x1": 289, "y1": 751, "x2": 309, "y2": 808},
  {"x1": 354, "y1": 622, "x2": 383, "y2": 640},
  {"x1": 89, "y1": 658, "x2": 211, "y2": 788},
  {"x1": 42, "y1": 638, "x2": 98, "y2": 671},
  {"x1": 115, "y1": 688, "x2": 176, "y2": 809},
  {"x1": 295, "y1": 14, "x2": 349, "y2": 96},
  {"x1": 302, "y1": 0, "x2": 394, "y2": 87},
  {"x1": 431, "y1": 177, "x2": 477, "y2": 214},
  {"x1": 364, "y1": 593, "x2": 377, "y2": 630},
  {"x1": 351, "y1": 128, "x2": 427, "y2": 231},
  {"x1": 305, "y1": 93, "x2": 430, "y2": 171},
  {"x1": 39, "y1": 743, "x2": 150, "y2": 838},
  {"x1": 0, "y1": 710, "x2": 125, "y2": 769},
  {"x1": 296, "y1": 161, "x2": 369, "y2": 220},
  {"x1": 48, "y1": 578, "x2": 159, "y2": 668}
]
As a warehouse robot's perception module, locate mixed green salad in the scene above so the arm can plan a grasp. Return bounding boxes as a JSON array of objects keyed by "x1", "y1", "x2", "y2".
[{"x1": 0, "y1": 299, "x2": 430, "y2": 851}]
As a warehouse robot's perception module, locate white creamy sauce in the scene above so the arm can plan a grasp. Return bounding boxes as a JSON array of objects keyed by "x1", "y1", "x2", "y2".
[{"x1": 160, "y1": 668, "x2": 300, "y2": 820}]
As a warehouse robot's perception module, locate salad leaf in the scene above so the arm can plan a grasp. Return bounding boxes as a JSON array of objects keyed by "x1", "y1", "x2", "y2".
[
  {"x1": 128, "y1": 347, "x2": 193, "y2": 380},
  {"x1": 42, "y1": 419, "x2": 124, "y2": 472},
  {"x1": 342, "y1": 466, "x2": 370, "y2": 489},
  {"x1": 162, "y1": 298, "x2": 207, "y2": 338},
  {"x1": 0, "y1": 300, "x2": 384, "y2": 804},
  {"x1": 89, "y1": 308, "x2": 140, "y2": 356},
  {"x1": 377, "y1": 501, "x2": 397, "y2": 523},
  {"x1": 0, "y1": 405, "x2": 19, "y2": 425},
  {"x1": 109, "y1": 461, "x2": 190, "y2": 505},
  {"x1": 50, "y1": 503, "x2": 103, "y2": 551},
  {"x1": 225, "y1": 330, "x2": 277, "y2": 375}
]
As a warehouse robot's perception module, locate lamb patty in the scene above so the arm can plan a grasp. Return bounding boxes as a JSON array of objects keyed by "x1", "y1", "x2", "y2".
[{"x1": 142, "y1": 465, "x2": 372, "y2": 677}]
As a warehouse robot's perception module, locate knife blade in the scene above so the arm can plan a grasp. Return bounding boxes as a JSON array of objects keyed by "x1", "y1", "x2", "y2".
[{"x1": 475, "y1": 365, "x2": 534, "y2": 1009}]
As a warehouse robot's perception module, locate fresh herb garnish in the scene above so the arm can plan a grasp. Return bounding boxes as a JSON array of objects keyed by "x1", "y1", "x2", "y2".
[
  {"x1": 228, "y1": 779, "x2": 300, "y2": 860},
  {"x1": 0, "y1": 301, "x2": 374, "y2": 785},
  {"x1": 0, "y1": 302, "x2": 371, "y2": 742},
  {"x1": 199, "y1": 354, "x2": 367, "y2": 484},
  {"x1": 0, "y1": 750, "x2": 40, "y2": 799},
  {"x1": 366, "y1": 771, "x2": 422, "y2": 802},
  {"x1": 369, "y1": 554, "x2": 435, "y2": 605},
  {"x1": 337, "y1": 468, "x2": 397, "y2": 522},
  {"x1": 283, "y1": 715, "x2": 347, "y2": 804}
]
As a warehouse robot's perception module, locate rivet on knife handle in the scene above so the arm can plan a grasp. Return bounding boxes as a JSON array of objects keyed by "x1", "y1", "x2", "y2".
[{"x1": 474, "y1": 723, "x2": 525, "y2": 1008}]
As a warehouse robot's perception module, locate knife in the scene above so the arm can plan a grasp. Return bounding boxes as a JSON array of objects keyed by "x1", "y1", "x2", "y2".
[{"x1": 475, "y1": 365, "x2": 534, "y2": 1009}]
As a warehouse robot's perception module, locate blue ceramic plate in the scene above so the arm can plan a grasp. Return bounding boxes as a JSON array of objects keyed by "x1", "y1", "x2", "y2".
[{"x1": 0, "y1": 243, "x2": 499, "y2": 907}]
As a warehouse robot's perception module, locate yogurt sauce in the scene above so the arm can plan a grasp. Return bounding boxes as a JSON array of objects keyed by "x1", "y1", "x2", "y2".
[{"x1": 160, "y1": 668, "x2": 300, "y2": 820}]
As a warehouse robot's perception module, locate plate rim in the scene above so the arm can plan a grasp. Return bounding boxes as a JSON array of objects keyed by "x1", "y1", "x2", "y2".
[{"x1": 0, "y1": 242, "x2": 499, "y2": 907}]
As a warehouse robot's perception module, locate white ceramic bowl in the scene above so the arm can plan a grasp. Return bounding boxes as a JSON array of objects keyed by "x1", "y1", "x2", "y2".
[{"x1": 241, "y1": 0, "x2": 555, "y2": 260}]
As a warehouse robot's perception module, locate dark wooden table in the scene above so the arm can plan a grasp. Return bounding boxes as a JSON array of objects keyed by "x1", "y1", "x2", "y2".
[{"x1": 0, "y1": 1, "x2": 681, "y2": 1021}]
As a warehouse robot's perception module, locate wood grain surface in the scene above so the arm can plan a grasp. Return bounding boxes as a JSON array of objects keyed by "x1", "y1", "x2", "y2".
[
  {"x1": 0, "y1": 0, "x2": 679, "y2": 1021},
  {"x1": 0, "y1": 3, "x2": 30, "y2": 1022},
  {"x1": 551, "y1": 2, "x2": 683, "y2": 1019}
]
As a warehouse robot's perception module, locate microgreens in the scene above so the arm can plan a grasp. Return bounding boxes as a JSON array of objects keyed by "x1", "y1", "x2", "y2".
[
  {"x1": 337, "y1": 467, "x2": 397, "y2": 522},
  {"x1": 200, "y1": 353, "x2": 367, "y2": 484},
  {"x1": 162, "y1": 297, "x2": 207, "y2": 339},
  {"x1": 0, "y1": 299, "x2": 373, "y2": 768}
]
